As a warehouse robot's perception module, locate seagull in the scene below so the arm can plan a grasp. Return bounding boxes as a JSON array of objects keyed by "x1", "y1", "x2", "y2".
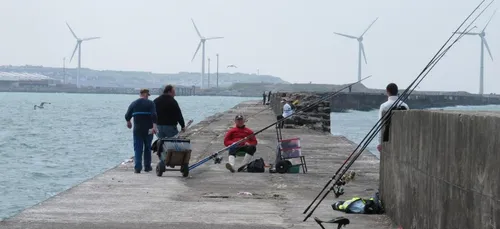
[
  {"x1": 227, "y1": 65, "x2": 237, "y2": 68},
  {"x1": 34, "y1": 102, "x2": 51, "y2": 110}
]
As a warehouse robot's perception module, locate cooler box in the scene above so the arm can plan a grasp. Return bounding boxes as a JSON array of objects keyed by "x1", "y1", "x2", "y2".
[{"x1": 161, "y1": 138, "x2": 191, "y2": 152}]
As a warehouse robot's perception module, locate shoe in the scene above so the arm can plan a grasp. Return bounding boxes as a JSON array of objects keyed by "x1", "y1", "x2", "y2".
[
  {"x1": 144, "y1": 168, "x2": 152, "y2": 172},
  {"x1": 225, "y1": 163, "x2": 235, "y2": 173},
  {"x1": 134, "y1": 169, "x2": 141, "y2": 173},
  {"x1": 237, "y1": 164, "x2": 247, "y2": 172}
]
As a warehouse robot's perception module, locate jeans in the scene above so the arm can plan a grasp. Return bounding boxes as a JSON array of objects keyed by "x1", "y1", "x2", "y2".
[
  {"x1": 276, "y1": 115, "x2": 284, "y2": 128},
  {"x1": 133, "y1": 133, "x2": 154, "y2": 171},
  {"x1": 157, "y1": 125, "x2": 179, "y2": 139}
]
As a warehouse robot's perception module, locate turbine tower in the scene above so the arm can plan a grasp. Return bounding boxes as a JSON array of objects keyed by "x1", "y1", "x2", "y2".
[
  {"x1": 454, "y1": 11, "x2": 495, "y2": 95},
  {"x1": 334, "y1": 18, "x2": 378, "y2": 81},
  {"x1": 190, "y1": 18, "x2": 223, "y2": 89},
  {"x1": 66, "y1": 22, "x2": 100, "y2": 88}
]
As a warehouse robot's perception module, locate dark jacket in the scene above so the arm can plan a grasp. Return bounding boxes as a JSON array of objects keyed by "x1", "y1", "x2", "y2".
[
  {"x1": 125, "y1": 98, "x2": 157, "y2": 134},
  {"x1": 223, "y1": 125, "x2": 258, "y2": 147},
  {"x1": 153, "y1": 94, "x2": 185, "y2": 128}
]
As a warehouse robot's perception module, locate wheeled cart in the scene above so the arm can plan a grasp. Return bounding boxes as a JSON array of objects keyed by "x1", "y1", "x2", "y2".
[{"x1": 154, "y1": 138, "x2": 192, "y2": 177}]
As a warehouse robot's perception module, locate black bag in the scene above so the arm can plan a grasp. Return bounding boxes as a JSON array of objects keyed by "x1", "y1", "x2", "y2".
[
  {"x1": 382, "y1": 105, "x2": 408, "y2": 142},
  {"x1": 246, "y1": 158, "x2": 265, "y2": 173}
]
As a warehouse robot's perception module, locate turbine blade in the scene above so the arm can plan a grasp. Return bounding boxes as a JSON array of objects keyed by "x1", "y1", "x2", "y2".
[
  {"x1": 66, "y1": 22, "x2": 78, "y2": 39},
  {"x1": 206, "y1": 36, "x2": 224, "y2": 40},
  {"x1": 191, "y1": 41, "x2": 202, "y2": 62},
  {"x1": 360, "y1": 17, "x2": 378, "y2": 37},
  {"x1": 70, "y1": 43, "x2": 79, "y2": 62},
  {"x1": 360, "y1": 42, "x2": 367, "y2": 64},
  {"x1": 191, "y1": 18, "x2": 203, "y2": 38},
  {"x1": 333, "y1": 32, "x2": 357, "y2": 39},
  {"x1": 453, "y1": 31, "x2": 480, "y2": 35},
  {"x1": 482, "y1": 10, "x2": 496, "y2": 32},
  {"x1": 82, "y1": 37, "x2": 101, "y2": 41},
  {"x1": 483, "y1": 37, "x2": 494, "y2": 61}
]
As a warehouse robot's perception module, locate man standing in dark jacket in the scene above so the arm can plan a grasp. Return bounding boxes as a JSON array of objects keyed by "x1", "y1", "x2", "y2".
[
  {"x1": 125, "y1": 88, "x2": 157, "y2": 173},
  {"x1": 154, "y1": 85, "x2": 186, "y2": 139}
]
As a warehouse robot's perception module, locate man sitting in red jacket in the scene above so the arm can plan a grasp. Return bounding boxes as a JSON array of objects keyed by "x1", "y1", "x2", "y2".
[{"x1": 223, "y1": 114, "x2": 258, "y2": 173}]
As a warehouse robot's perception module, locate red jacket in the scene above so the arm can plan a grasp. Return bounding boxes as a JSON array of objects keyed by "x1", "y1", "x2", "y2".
[{"x1": 224, "y1": 125, "x2": 258, "y2": 146}]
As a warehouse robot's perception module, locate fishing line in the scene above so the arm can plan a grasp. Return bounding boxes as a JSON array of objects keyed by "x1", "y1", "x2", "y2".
[
  {"x1": 302, "y1": 0, "x2": 493, "y2": 221},
  {"x1": 188, "y1": 75, "x2": 373, "y2": 171}
]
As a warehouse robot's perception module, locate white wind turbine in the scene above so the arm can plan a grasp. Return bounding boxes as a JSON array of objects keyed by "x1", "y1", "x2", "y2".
[
  {"x1": 454, "y1": 11, "x2": 496, "y2": 95},
  {"x1": 190, "y1": 18, "x2": 223, "y2": 89},
  {"x1": 334, "y1": 18, "x2": 378, "y2": 81},
  {"x1": 66, "y1": 22, "x2": 100, "y2": 88}
]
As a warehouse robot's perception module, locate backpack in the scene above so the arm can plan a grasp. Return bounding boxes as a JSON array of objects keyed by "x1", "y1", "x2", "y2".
[{"x1": 246, "y1": 158, "x2": 265, "y2": 173}]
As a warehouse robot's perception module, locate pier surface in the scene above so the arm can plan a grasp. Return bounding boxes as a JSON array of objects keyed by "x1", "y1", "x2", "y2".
[{"x1": 1, "y1": 101, "x2": 395, "y2": 229}]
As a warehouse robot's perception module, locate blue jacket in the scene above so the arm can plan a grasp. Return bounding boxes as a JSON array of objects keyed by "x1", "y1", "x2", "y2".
[{"x1": 125, "y1": 98, "x2": 157, "y2": 135}]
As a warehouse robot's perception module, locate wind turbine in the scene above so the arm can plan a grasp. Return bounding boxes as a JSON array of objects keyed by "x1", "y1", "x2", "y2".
[
  {"x1": 66, "y1": 22, "x2": 100, "y2": 88},
  {"x1": 190, "y1": 18, "x2": 223, "y2": 89},
  {"x1": 334, "y1": 18, "x2": 378, "y2": 81},
  {"x1": 453, "y1": 11, "x2": 496, "y2": 95}
]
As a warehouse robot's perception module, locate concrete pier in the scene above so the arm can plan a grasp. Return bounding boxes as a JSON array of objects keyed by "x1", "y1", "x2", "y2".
[
  {"x1": 380, "y1": 110, "x2": 500, "y2": 229},
  {"x1": 1, "y1": 101, "x2": 394, "y2": 229}
]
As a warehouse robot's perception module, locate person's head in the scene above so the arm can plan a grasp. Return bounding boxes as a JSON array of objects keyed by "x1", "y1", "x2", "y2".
[
  {"x1": 140, "y1": 88, "x2": 150, "y2": 98},
  {"x1": 386, "y1": 83, "x2": 398, "y2": 96},
  {"x1": 163, "y1": 84, "x2": 176, "y2": 97},
  {"x1": 234, "y1": 114, "x2": 245, "y2": 127},
  {"x1": 281, "y1": 99, "x2": 288, "y2": 104}
]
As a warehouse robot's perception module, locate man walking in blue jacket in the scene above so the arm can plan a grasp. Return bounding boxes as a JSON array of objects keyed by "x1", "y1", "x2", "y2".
[{"x1": 125, "y1": 88, "x2": 158, "y2": 173}]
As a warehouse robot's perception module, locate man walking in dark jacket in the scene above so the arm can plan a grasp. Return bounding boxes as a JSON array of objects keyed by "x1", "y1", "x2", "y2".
[
  {"x1": 125, "y1": 88, "x2": 158, "y2": 173},
  {"x1": 154, "y1": 85, "x2": 186, "y2": 139}
]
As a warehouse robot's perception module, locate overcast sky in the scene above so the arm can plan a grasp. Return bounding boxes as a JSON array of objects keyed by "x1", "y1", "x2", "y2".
[{"x1": 1, "y1": 0, "x2": 498, "y2": 93}]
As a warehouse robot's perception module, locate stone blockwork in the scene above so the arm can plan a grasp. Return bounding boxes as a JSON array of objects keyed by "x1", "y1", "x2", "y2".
[
  {"x1": 380, "y1": 110, "x2": 500, "y2": 229},
  {"x1": 269, "y1": 92, "x2": 331, "y2": 132}
]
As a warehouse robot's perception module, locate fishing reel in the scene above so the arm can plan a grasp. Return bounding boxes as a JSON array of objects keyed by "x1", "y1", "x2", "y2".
[
  {"x1": 214, "y1": 156, "x2": 223, "y2": 164},
  {"x1": 333, "y1": 180, "x2": 346, "y2": 198}
]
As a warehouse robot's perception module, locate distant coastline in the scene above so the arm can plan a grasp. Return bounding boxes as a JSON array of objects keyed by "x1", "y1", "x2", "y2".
[{"x1": 0, "y1": 86, "x2": 260, "y2": 97}]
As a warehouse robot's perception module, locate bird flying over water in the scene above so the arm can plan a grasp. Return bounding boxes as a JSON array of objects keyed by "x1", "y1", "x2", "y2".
[{"x1": 34, "y1": 102, "x2": 51, "y2": 110}]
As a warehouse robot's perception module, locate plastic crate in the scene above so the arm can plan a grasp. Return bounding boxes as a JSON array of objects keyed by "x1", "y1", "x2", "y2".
[
  {"x1": 280, "y1": 138, "x2": 301, "y2": 149},
  {"x1": 281, "y1": 147, "x2": 302, "y2": 158}
]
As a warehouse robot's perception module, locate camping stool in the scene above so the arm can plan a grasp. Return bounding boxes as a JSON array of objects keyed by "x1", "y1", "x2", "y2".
[{"x1": 235, "y1": 151, "x2": 246, "y2": 157}]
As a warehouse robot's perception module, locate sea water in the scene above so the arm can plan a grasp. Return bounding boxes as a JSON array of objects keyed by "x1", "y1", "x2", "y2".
[{"x1": 0, "y1": 92, "x2": 255, "y2": 220}]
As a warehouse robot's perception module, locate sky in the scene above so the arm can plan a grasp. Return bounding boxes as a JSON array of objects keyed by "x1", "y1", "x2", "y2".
[{"x1": 0, "y1": 0, "x2": 499, "y2": 93}]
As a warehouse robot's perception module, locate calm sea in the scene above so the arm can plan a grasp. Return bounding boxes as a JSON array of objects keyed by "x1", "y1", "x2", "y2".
[{"x1": 1, "y1": 92, "x2": 499, "y2": 220}]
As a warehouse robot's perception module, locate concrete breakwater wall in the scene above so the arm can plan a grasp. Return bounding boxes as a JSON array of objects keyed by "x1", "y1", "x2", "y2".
[
  {"x1": 269, "y1": 92, "x2": 330, "y2": 132},
  {"x1": 270, "y1": 91, "x2": 500, "y2": 113},
  {"x1": 380, "y1": 110, "x2": 500, "y2": 229},
  {"x1": 330, "y1": 92, "x2": 500, "y2": 112}
]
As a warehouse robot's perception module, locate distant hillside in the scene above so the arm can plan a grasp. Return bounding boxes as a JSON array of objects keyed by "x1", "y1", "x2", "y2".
[{"x1": 0, "y1": 65, "x2": 289, "y2": 88}]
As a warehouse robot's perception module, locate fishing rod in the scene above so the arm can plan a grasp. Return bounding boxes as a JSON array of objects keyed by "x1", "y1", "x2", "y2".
[
  {"x1": 302, "y1": 5, "x2": 487, "y2": 216},
  {"x1": 188, "y1": 75, "x2": 373, "y2": 171},
  {"x1": 302, "y1": 0, "x2": 492, "y2": 221}
]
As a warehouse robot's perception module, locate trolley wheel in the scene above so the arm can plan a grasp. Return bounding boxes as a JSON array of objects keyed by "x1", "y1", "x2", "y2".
[
  {"x1": 156, "y1": 161, "x2": 165, "y2": 177},
  {"x1": 181, "y1": 163, "x2": 189, "y2": 177},
  {"x1": 276, "y1": 160, "x2": 291, "y2": 174}
]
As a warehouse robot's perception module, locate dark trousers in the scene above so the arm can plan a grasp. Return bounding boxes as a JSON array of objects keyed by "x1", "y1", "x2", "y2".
[
  {"x1": 133, "y1": 133, "x2": 153, "y2": 171},
  {"x1": 276, "y1": 115, "x2": 284, "y2": 128},
  {"x1": 228, "y1": 145, "x2": 256, "y2": 156}
]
